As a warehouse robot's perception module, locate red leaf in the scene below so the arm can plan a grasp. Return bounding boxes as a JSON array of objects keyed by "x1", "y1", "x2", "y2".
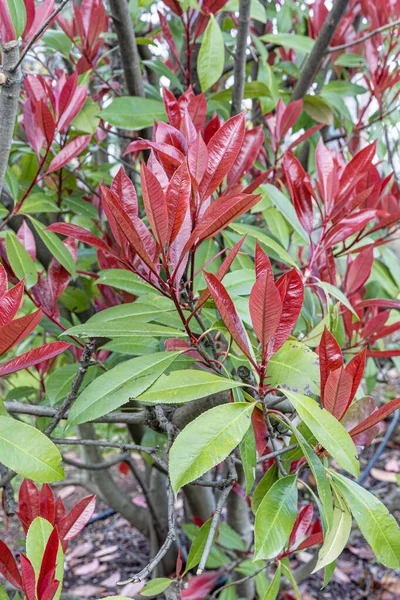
[
  {"x1": 204, "y1": 272, "x2": 253, "y2": 362},
  {"x1": 57, "y1": 495, "x2": 96, "y2": 541},
  {"x1": 17, "y1": 221, "x2": 36, "y2": 261},
  {"x1": 0, "y1": 309, "x2": 42, "y2": 356},
  {"x1": 46, "y1": 223, "x2": 118, "y2": 258},
  {"x1": 0, "y1": 540, "x2": 22, "y2": 589},
  {"x1": 227, "y1": 126, "x2": 264, "y2": 187},
  {"x1": 0, "y1": 279, "x2": 24, "y2": 327},
  {"x1": 182, "y1": 571, "x2": 221, "y2": 600},
  {"x1": 283, "y1": 152, "x2": 314, "y2": 234},
  {"x1": 199, "y1": 112, "x2": 246, "y2": 200},
  {"x1": 255, "y1": 241, "x2": 273, "y2": 279},
  {"x1": 345, "y1": 248, "x2": 374, "y2": 296},
  {"x1": 188, "y1": 134, "x2": 208, "y2": 188},
  {"x1": 349, "y1": 397, "x2": 400, "y2": 438},
  {"x1": 0, "y1": 1, "x2": 15, "y2": 42},
  {"x1": 0, "y1": 263, "x2": 8, "y2": 297},
  {"x1": 316, "y1": 138, "x2": 338, "y2": 210},
  {"x1": 249, "y1": 272, "x2": 282, "y2": 359},
  {"x1": 0, "y1": 342, "x2": 70, "y2": 377},
  {"x1": 161, "y1": 0, "x2": 182, "y2": 16},
  {"x1": 279, "y1": 100, "x2": 303, "y2": 140},
  {"x1": 39, "y1": 484, "x2": 56, "y2": 524},
  {"x1": 46, "y1": 135, "x2": 91, "y2": 174},
  {"x1": 20, "y1": 554, "x2": 36, "y2": 600},
  {"x1": 367, "y1": 349, "x2": 400, "y2": 358},
  {"x1": 252, "y1": 407, "x2": 268, "y2": 456},
  {"x1": 110, "y1": 167, "x2": 138, "y2": 220},
  {"x1": 272, "y1": 269, "x2": 304, "y2": 353},
  {"x1": 141, "y1": 162, "x2": 169, "y2": 247},
  {"x1": 356, "y1": 298, "x2": 400, "y2": 310},
  {"x1": 345, "y1": 348, "x2": 366, "y2": 407},
  {"x1": 294, "y1": 531, "x2": 324, "y2": 552},
  {"x1": 166, "y1": 160, "x2": 191, "y2": 244},
  {"x1": 37, "y1": 528, "x2": 60, "y2": 599},
  {"x1": 323, "y1": 366, "x2": 353, "y2": 420},
  {"x1": 17, "y1": 480, "x2": 40, "y2": 533},
  {"x1": 37, "y1": 100, "x2": 55, "y2": 145},
  {"x1": 289, "y1": 504, "x2": 313, "y2": 549},
  {"x1": 195, "y1": 237, "x2": 246, "y2": 314},
  {"x1": 338, "y1": 141, "x2": 377, "y2": 204},
  {"x1": 162, "y1": 87, "x2": 181, "y2": 129},
  {"x1": 324, "y1": 210, "x2": 376, "y2": 247},
  {"x1": 48, "y1": 238, "x2": 77, "y2": 301},
  {"x1": 57, "y1": 84, "x2": 87, "y2": 133},
  {"x1": 187, "y1": 93, "x2": 207, "y2": 131},
  {"x1": 39, "y1": 581, "x2": 60, "y2": 600},
  {"x1": 318, "y1": 327, "x2": 343, "y2": 405},
  {"x1": 287, "y1": 124, "x2": 323, "y2": 151},
  {"x1": 369, "y1": 320, "x2": 400, "y2": 344}
]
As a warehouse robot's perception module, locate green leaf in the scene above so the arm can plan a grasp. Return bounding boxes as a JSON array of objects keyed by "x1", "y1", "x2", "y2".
[
  {"x1": 254, "y1": 475, "x2": 298, "y2": 560},
  {"x1": 262, "y1": 564, "x2": 281, "y2": 600},
  {"x1": 170, "y1": 402, "x2": 254, "y2": 494},
  {"x1": 88, "y1": 296, "x2": 174, "y2": 324},
  {"x1": 0, "y1": 416, "x2": 64, "y2": 481},
  {"x1": 5, "y1": 166, "x2": 19, "y2": 199},
  {"x1": 260, "y1": 184, "x2": 308, "y2": 242},
  {"x1": 99, "y1": 97, "x2": 166, "y2": 130},
  {"x1": 240, "y1": 425, "x2": 257, "y2": 496},
  {"x1": 141, "y1": 578, "x2": 173, "y2": 597},
  {"x1": 266, "y1": 341, "x2": 319, "y2": 395},
  {"x1": 185, "y1": 519, "x2": 214, "y2": 573},
  {"x1": 330, "y1": 471, "x2": 400, "y2": 568},
  {"x1": 42, "y1": 30, "x2": 72, "y2": 56},
  {"x1": 72, "y1": 100, "x2": 100, "y2": 134},
  {"x1": 280, "y1": 564, "x2": 301, "y2": 600},
  {"x1": 284, "y1": 391, "x2": 359, "y2": 478},
  {"x1": 63, "y1": 321, "x2": 187, "y2": 339},
  {"x1": 229, "y1": 222, "x2": 297, "y2": 266},
  {"x1": 96, "y1": 269, "x2": 155, "y2": 296},
  {"x1": 21, "y1": 195, "x2": 59, "y2": 214},
  {"x1": 218, "y1": 522, "x2": 246, "y2": 551},
  {"x1": 6, "y1": 232, "x2": 37, "y2": 287},
  {"x1": 68, "y1": 352, "x2": 180, "y2": 425},
  {"x1": 143, "y1": 59, "x2": 183, "y2": 92},
  {"x1": 322, "y1": 81, "x2": 367, "y2": 96},
  {"x1": 7, "y1": 0, "x2": 26, "y2": 38},
  {"x1": 102, "y1": 337, "x2": 159, "y2": 356},
  {"x1": 313, "y1": 495, "x2": 352, "y2": 573},
  {"x1": 26, "y1": 518, "x2": 64, "y2": 593},
  {"x1": 251, "y1": 0, "x2": 267, "y2": 22},
  {"x1": 252, "y1": 464, "x2": 279, "y2": 514},
  {"x1": 260, "y1": 33, "x2": 315, "y2": 54},
  {"x1": 334, "y1": 53, "x2": 366, "y2": 67},
  {"x1": 303, "y1": 95, "x2": 334, "y2": 125},
  {"x1": 0, "y1": 584, "x2": 9, "y2": 600},
  {"x1": 317, "y1": 280, "x2": 359, "y2": 319},
  {"x1": 210, "y1": 81, "x2": 271, "y2": 102},
  {"x1": 30, "y1": 218, "x2": 76, "y2": 278},
  {"x1": 135, "y1": 370, "x2": 244, "y2": 405},
  {"x1": 63, "y1": 195, "x2": 98, "y2": 218},
  {"x1": 198, "y1": 15, "x2": 225, "y2": 92}
]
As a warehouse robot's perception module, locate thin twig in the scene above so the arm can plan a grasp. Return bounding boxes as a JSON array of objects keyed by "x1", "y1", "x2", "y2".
[
  {"x1": 327, "y1": 17, "x2": 400, "y2": 53},
  {"x1": 62, "y1": 453, "x2": 129, "y2": 471},
  {"x1": 209, "y1": 563, "x2": 271, "y2": 599}
]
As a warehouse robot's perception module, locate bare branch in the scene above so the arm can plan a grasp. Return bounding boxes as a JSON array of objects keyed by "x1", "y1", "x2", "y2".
[
  {"x1": 231, "y1": 0, "x2": 252, "y2": 116},
  {"x1": 327, "y1": 17, "x2": 400, "y2": 53}
]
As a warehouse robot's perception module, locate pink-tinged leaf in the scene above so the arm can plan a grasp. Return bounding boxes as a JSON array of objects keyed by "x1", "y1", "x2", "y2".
[
  {"x1": 182, "y1": 571, "x2": 221, "y2": 600},
  {"x1": 161, "y1": 0, "x2": 182, "y2": 16},
  {"x1": 349, "y1": 397, "x2": 400, "y2": 439},
  {"x1": 195, "y1": 237, "x2": 246, "y2": 314},
  {"x1": 17, "y1": 480, "x2": 40, "y2": 533},
  {"x1": 57, "y1": 495, "x2": 96, "y2": 541},
  {"x1": 272, "y1": 268, "x2": 304, "y2": 353},
  {"x1": 192, "y1": 193, "x2": 260, "y2": 243},
  {"x1": 158, "y1": 10, "x2": 183, "y2": 71},
  {"x1": 37, "y1": 100, "x2": 55, "y2": 145},
  {"x1": 338, "y1": 141, "x2": 377, "y2": 203},
  {"x1": 369, "y1": 320, "x2": 400, "y2": 344},
  {"x1": 124, "y1": 139, "x2": 184, "y2": 167},
  {"x1": 166, "y1": 160, "x2": 191, "y2": 244},
  {"x1": 46, "y1": 135, "x2": 91, "y2": 174},
  {"x1": 345, "y1": 248, "x2": 373, "y2": 296},
  {"x1": 0, "y1": 263, "x2": 8, "y2": 297},
  {"x1": 48, "y1": 238, "x2": 77, "y2": 300},
  {"x1": 356, "y1": 298, "x2": 400, "y2": 310},
  {"x1": 204, "y1": 272, "x2": 253, "y2": 362},
  {"x1": 100, "y1": 185, "x2": 156, "y2": 274},
  {"x1": 293, "y1": 531, "x2": 324, "y2": 552},
  {"x1": 227, "y1": 126, "x2": 264, "y2": 187},
  {"x1": 37, "y1": 528, "x2": 60, "y2": 599},
  {"x1": 252, "y1": 408, "x2": 269, "y2": 456},
  {"x1": 58, "y1": 85, "x2": 87, "y2": 132},
  {"x1": 39, "y1": 484, "x2": 56, "y2": 524},
  {"x1": 0, "y1": 309, "x2": 42, "y2": 356},
  {"x1": 316, "y1": 138, "x2": 338, "y2": 209},
  {"x1": 361, "y1": 311, "x2": 390, "y2": 342},
  {"x1": 23, "y1": 100, "x2": 45, "y2": 156},
  {"x1": 20, "y1": 554, "x2": 36, "y2": 600},
  {"x1": 254, "y1": 241, "x2": 273, "y2": 279},
  {"x1": 282, "y1": 152, "x2": 314, "y2": 234},
  {"x1": 323, "y1": 366, "x2": 353, "y2": 420},
  {"x1": 110, "y1": 167, "x2": 138, "y2": 220},
  {"x1": 17, "y1": 221, "x2": 36, "y2": 261},
  {"x1": 318, "y1": 327, "x2": 343, "y2": 405},
  {"x1": 0, "y1": 279, "x2": 24, "y2": 327},
  {"x1": 46, "y1": 223, "x2": 119, "y2": 258},
  {"x1": 0, "y1": 540, "x2": 22, "y2": 589},
  {"x1": 54, "y1": 497, "x2": 67, "y2": 526},
  {"x1": 367, "y1": 349, "x2": 400, "y2": 358},
  {"x1": 289, "y1": 504, "x2": 313, "y2": 549},
  {"x1": 287, "y1": 124, "x2": 323, "y2": 151},
  {"x1": 187, "y1": 93, "x2": 207, "y2": 131},
  {"x1": 345, "y1": 348, "x2": 366, "y2": 407},
  {"x1": 141, "y1": 162, "x2": 169, "y2": 247},
  {"x1": 0, "y1": 1, "x2": 15, "y2": 42},
  {"x1": 155, "y1": 121, "x2": 187, "y2": 153},
  {"x1": 162, "y1": 87, "x2": 181, "y2": 129},
  {"x1": 367, "y1": 209, "x2": 400, "y2": 235},
  {"x1": 0, "y1": 341, "x2": 70, "y2": 377},
  {"x1": 199, "y1": 112, "x2": 246, "y2": 200},
  {"x1": 324, "y1": 210, "x2": 376, "y2": 247},
  {"x1": 249, "y1": 271, "x2": 282, "y2": 358},
  {"x1": 279, "y1": 100, "x2": 303, "y2": 140},
  {"x1": 188, "y1": 134, "x2": 208, "y2": 188},
  {"x1": 203, "y1": 113, "x2": 221, "y2": 145}
]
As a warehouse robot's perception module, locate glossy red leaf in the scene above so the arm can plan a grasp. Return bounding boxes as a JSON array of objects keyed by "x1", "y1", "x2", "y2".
[
  {"x1": 161, "y1": 0, "x2": 182, "y2": 16},
  {"x1": 323, "y1": 366, "x2": 353, "y2": 420},
  {"x1": 367, "y1": 349, "x2": 400, "y2": 358},
  {"x1": 294, "y1": 531, "x2": 324, "y2": 552},
  {"x1": 289, "y1": 504, "x2": 313, "y2": 548},
  {"x1": 0, "y1": 309, "x2": 42, "y2": 357},
  {"x1": 279, "y1": 99, "x2": 303, "y2": 140},
  {"x1": 20, "y1": 554, "x2": 36, "y2": 600},
  {"x1": 39, "y1": 484, "x2": 56, "y2": 524},
  {"x1": 158, "y1": 10, "x2": 183, "y2": 71},
  {"x1": 338, "y1": 141, "x2": 377, "y2": 203},
  {"x1": 0, "y1": 341, "x2": 70, "y2": 377},
  {"x1": 249, "y1": 271, "x2": 282, "y2": 358},
  {"x1": 272, "y1": 269, "x2": 304, "y2": 354},
  {"x1": 316, "y1": 138, "x2": 338, "y2": 209},
  {"x1": 0, "y1": 279, "x2": 24, "y2": 327},
  {"x1": 17, "y1": 221, "x2": 36, "y2": 261},
  {"x1": 345, "y1": 248, "x2": 374, "y2": 296},
  {"x1": 0, "y1": 540, "x2": 22, "y2": 589},
  {"x1": 54, "y1": 497, "x2": 67, "y2": 526},
  {"x1": 182, "y1": 571, "x2": 221, "y2": 600},
  {"x1": 227, "y1": 125, "x2": 264, "y2": 187},
  {"x1": 17, "y1": 480, "x2": 40, "y2": 533},
  {"x1": 349, "y1": 397, "x2": 400, "y2": 438},
  {"x1": 255, "y1": 241, "x2": 273, "y2": 279},
  {"x1": 46, "y1": 223, "x2": 118, "y2": 258},
  {"x1": 155, "y1": 121, "x2": 187, "y2": 153},
  {"x1": 48, "y1": 239, "x2": 77, "y2": 301},
  {"x1": 195, "y1": 237, "x2": 246, "y2": 314},
  {"x1": 0, "y1": 263, "x2": 7, "y2": 297},
  {"x1": 361, "y1": 310, "x2": 390, "y2": 342},
  {"x1": 162, "y1": 87, "x2": 181, "y2": 129},
  {"x1": 46, "y1": 135, "x2": 91, "y2": 174},
  {"x1": 187, "y1": 93, "x2": 207, "y2": 131},
  {"x1": 125, "y1": 139, "x2": 184, "y2": 167},
  {"x1": 369, "y1": 320, "x2": 400, "y2": 344},
  {"x1": 110, "y1": 166, "x2": 138, "y2": 220},
  {"x1": 37, "y1": 528, "x2": 60, "y2": 599},
  {"x1": 204, "y1": 271, "x2": 253, "y2": 362},
  {"x1": 318, "y1": 327, "x2": 343, "y2": 405},
  {"x1": 283, "y1": 152, "x2": 314, "y2": 234},
  {"x1": 58, "y1": 85, "x2": 87, "y2": 133},
  {"x1": 36, "y1": 100, "x2": 55, "y2": 145},
  {"x1": 356, "y1": 298, "x2": 400, "y2": 310},
  {"x1": 287, "y1": 124, "x2": 323, "y2": 151},
  {"x1": 345, "y1": 348, "x2": 366, "y2": 406},
  {"x1": 188, "y1": 134, "x2": 208, "y2": 188},
  {"x1": 324, "y1": 210, "x2": 376, "y2": 247},
  {"x1": 166, "y1": 160, "x2": 191, "y2": 244},
  {"x1": 57, "y1": 495, "x2": 96, "y2": 541},
  {"x1": 40, "y1": 580, "x2": 60, "y2": 600},
  {"x1": 199, "y1": 112, "x2": 246, "y2": 200},
  {"x1": 141, "y1": 162, "x2": 169, "y2": 247},
  {"x1": 252, "y1": 407, "x2": 269, "y2": 456}
]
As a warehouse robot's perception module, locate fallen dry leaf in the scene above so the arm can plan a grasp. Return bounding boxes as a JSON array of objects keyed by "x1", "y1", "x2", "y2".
[
  {"x1": 381, "y1": 574, "x2": 400, "y2": 595},
  {"x1": 348, "y1": 545, "x2": 375, "y2": 560},
  {"x1": 371, "y1": 468, "x2": 397, "y2": 483},
  {"x1": 69, "y1": 585, "x2": 106, "y2": 597},
  {"x1": 119, "y1": 581, "x2": 146, "y2": 596},
  {"x1": 101, "y1": 571, "x2": 121, "y2": 588},
  {"x1": 385, "y1": 457, "x2": 400, "y2": 473},
  {"x1": 94, "y1": 545, "x2": 119, "y2": 558},
  {"x1": 99, "y1": 552, "x2": 120, "y2": 562},
  {"x1": 73, "y1": 558, "x2": 101, "y2": 576},
  {"x1": 67, "y1": 542, "x2": 94, "y2": 560}
]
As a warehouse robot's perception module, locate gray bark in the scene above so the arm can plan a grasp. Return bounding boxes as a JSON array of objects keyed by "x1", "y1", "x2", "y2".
[{"x1": 231, "y1": 0, "x2": 252, "y2": 116}]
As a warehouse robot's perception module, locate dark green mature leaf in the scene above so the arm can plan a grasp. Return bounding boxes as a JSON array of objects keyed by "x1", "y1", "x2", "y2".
[
  {"x1": 6, "y1": 232, "x2": 37, "y2": 287},
  {"x1": 96, "y1": 269, "x2": 155, "y2": 296},
  {"x1": 260, "y1": 33, "x2": 315, "y2": 54},
  {"x1": 63, "y1": 321, "x2": 187, "y2": 339},
  {"x1": 198, "y1": 15, "x2": 225, "y2": 92},
  {"x1": 99, "y1": 97, "x2": 166, "y2": 130},
  {"x1": 229, "y1": 223, "x2": 297, "y2": 266},
  {"x1": 30, "y1": 218, "x2": 76, "y2": 278},
  {"x1": 254, "y1": 475, "x2": 298, "y2": 560},
  {"x1": 261, "y1": 184, "x2": 308, "y2": 242},
  {"x1": 170, "y1": 402, "x2": 254, "y2": 494},
  {"x1": 252, "y1": 464, "x2": 278, "y2": 514},
  {"x1": 68, "y1": 352, "x2": 181, "y2": 425},
  {"x1": 330, "y1": 472, "x2": 400, "y2": 568},
  {"x1": 185, "y1": 519, "x2": 214, "y2": 573},
  {"x1": 284, "y1": 391, "x2": 359, "y2": 478},
  {"x1": 0, "y1": 417, "x2": 64, "y2": 482}
]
